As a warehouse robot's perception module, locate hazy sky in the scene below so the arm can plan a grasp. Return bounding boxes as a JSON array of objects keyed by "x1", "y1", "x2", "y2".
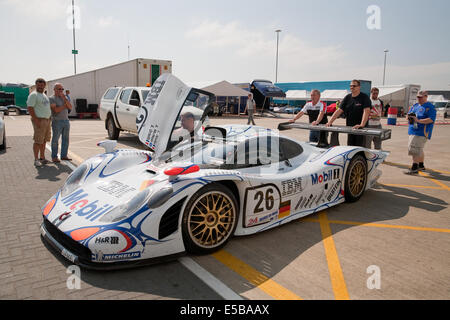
[{"x1": 1, "y1": 0, "x2": 449, "y2": 89}]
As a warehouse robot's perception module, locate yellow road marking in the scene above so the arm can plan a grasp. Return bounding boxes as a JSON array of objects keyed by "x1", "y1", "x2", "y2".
[
  {"x1": 383, "y1": 161, "x2": 450, "y2": 175},
  {"x1": 304, "y1": 218, "x2": 450, "y2": 234},
  {"x1": 317, "y1": 212, "x2": 350, "y2": 300},
  {"x1": 418, "y1": 171, "x2": 450, "y2": 191},
  {"x1": 212, "y1": 250, "x2": 302, "y2": 300},
  {"x1": 67, "y1": 150, "x2": 85, "y2": 165},
  {"x1": 381, "y1": 183, "x2": 443, "y2": 190}
]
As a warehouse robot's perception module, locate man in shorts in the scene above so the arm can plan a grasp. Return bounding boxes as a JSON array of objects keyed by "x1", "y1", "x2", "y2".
[
  {"x1": 27, "y1": 78, "x2": 52, "y2": 167},
  {"x1": 405, "y1": 91, "x2": 436, "y2": 174}
]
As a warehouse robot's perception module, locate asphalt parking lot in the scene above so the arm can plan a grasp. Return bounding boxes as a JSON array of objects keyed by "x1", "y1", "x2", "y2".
[{"x1": 0, "y1": 112, "x2": 449, "y2": 300}]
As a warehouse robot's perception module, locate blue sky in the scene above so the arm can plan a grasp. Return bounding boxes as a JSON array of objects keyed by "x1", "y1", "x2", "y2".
[{"x1": 1, "y1": 0, "x2": 449, "y2": 89}]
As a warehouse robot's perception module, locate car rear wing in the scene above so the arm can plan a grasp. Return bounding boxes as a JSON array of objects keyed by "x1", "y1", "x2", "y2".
[{"x1": 277, "y1": 122, "x2": 392, "y2": 144}]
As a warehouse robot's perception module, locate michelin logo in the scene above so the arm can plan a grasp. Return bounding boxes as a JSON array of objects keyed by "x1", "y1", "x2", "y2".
[{"x1": 92, "y1": 251, "x2": 141, "y2": 262}]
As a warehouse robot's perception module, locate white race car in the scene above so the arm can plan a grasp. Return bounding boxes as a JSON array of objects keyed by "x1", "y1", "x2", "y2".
[{"x1": 41, "y1": 74, "x2": 389, "y2": 269}]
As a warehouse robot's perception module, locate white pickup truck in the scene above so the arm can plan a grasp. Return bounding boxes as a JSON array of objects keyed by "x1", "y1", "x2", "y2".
[
  {"x1": 99, "y1": 86, "x2": 209, "y2": 140},
  {"x1": 99, "y1": 87, "x2": 151, "y2": 140}
]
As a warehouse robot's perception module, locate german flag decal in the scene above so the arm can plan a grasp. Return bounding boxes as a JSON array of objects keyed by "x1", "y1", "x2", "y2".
[{"x1": 278, "y1": 200, "x2": 291, "y2": 219}]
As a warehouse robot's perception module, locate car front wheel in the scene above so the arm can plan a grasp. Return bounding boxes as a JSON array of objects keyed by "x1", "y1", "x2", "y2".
[{"x1": 182, "y1": 183, "x2": 238, "y2": 254}]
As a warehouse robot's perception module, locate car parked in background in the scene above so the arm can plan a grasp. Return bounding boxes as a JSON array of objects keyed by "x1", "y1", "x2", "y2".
[
  {"x1": 0, "y1": 106, "x2": 8, "y2": 116},
  {"x1": 6, "y1": 105, "x2": 28, "y2": 115},
  {"x1": 99, "y1": 87, "x2": 151, "y2": 140},
  {"x1": 99, "y1": 86, "x2": 208, "y2": 140}
]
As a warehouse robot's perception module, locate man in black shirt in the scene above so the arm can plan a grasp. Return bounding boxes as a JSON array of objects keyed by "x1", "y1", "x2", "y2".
[{"x1": 326, "y1": 80, "x2": 371, "y2": 147}]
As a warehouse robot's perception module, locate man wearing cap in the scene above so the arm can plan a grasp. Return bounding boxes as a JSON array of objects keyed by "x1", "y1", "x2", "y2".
[
  {"x1": 27, "y1": 78, "x2": 52, "y2": 167},
  {"x1": 405, "y1": 91, "x2": 436, "y2": 174},
  {"x1": 50, "y1": 83, "x2": 73, "y2": 163}
]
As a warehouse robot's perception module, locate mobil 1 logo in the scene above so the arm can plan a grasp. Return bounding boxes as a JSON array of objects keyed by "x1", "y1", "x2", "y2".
[{"x1": 311, "y1": 168, "x2": 340, "y2": 185}]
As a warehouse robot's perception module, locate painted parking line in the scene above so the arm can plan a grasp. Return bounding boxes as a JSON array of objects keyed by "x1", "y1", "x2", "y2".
[
  {"x1": 317, "y1": 212, "x2": 349, "y2": 300},
  {"x1": 383, "y1": 161, "x2": 450, "y2": 175},
  {"x1": 380, "y1": 183, "x2": 444, "y2": 190},
  {"x1": 304, "y1": 218, "x2": 450, "y2": 234},
  {"x1": 418, "y1": 171, "x2": 450, "y2": 191},
  {"x1": 212, "y1": 250, "x2": 302, "y2": 300},
  {"x1": 179, "y1": 257, "x2": 243, "y2": 300}
]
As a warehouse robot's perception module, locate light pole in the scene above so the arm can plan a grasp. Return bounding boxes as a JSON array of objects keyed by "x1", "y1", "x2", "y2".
[
  {"x1": 382, "y1": 49, "x2": 389, "y2": 86},
  {"x1": 72, "y1": 0, "x2": 77, "y2": 74},
  {"x1": 275, "y1": 29, "x2": 281, "y2": 84}
]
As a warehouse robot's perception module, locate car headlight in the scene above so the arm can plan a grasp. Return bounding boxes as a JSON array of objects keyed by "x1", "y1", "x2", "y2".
[
  {"x1": 61, "y1": 164, "x2": 89, "y2": 197},
  {"x1": 148, "y1": 186, "x2": 173, "y2": 209},
  {"x1": 100, "y1": 188, "x2": 152, "y2": 223}
]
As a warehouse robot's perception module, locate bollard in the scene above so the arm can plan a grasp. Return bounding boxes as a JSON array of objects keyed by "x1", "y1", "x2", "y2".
[{"x1": 387, "y1": 107, "x2": 398, "y2": 125}]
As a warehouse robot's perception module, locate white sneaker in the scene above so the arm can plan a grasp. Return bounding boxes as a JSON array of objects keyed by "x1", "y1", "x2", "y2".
[{"x1": 34, "y1": 159, "x2": 42, "y2": 167}]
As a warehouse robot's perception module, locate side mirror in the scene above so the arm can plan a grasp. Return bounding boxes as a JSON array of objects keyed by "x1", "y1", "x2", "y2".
[
  {"x1": 129, "y1": 98, "x2": 140, "y2": 107},
  {"x1": 97, "y1": 140, "x2": 117, "y2": 153}
]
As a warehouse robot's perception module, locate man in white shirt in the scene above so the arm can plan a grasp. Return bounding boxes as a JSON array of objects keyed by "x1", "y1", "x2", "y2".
[
  {"x1": 289, "y1": 90, "x2": 328, "y2": 146},
  {"x1": 365, "y1": 87, "x2": 384, "y2": 150}
]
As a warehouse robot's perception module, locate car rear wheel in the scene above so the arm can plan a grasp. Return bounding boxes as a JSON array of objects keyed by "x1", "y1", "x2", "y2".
[
  {"x1": 182, "y1": 183, "x2": 238, "y2": 254},
  {"x1": 107, "y1": 116, "x2": 120, "y2": 140},
  {"x1": 344, "y1": 154, "x2": 367, "y2": 202}
]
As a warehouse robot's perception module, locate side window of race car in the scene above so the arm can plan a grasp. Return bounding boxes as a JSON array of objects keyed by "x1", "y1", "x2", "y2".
[{"x1": 279, "y1": 138, "x2": 303, "y2": 160}]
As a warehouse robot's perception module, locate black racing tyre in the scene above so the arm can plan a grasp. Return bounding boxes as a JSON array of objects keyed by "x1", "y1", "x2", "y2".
[
  {"x1": 182, "y1": 183, "x2": 239, "y2": 254},
  {"x1": 344, "y1": 154, "x2": 367, "y2": 203},
  {"x1": 107, "y1": 116, "x2": 120, "y2": 140}
]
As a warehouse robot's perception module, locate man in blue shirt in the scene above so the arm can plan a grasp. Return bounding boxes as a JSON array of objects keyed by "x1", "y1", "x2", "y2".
[{"x1": 405, "y1": 91, "x2": 436, "y2": 174}]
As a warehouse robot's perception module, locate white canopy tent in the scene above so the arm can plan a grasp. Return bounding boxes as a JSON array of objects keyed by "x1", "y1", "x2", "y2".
[
  {"x1": 201, "y1": 80, "x2": 250, "y2": 114},
  {"x1": 375, "y1": 84, "x2": 421, "y2": 112},
  {"x1": 428, "y1": 95, "x2": 447, "y2": 103},
  {"x1": 320, "y1": 90, "x2": 349, "y2": 101},
  {"x1": 377, "y1": 86, "x2": 406, "y2": 101},
  {"x1": 285, "y1": 90, "x2": 310, "y2": 100}
]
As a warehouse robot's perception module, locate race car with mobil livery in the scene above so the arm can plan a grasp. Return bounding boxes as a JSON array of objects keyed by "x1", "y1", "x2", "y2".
[{"x1": 40, "y1": 73, "x2": 390, "y2": 269}]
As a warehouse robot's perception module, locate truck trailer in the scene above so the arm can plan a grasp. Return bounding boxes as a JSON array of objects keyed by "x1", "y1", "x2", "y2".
[{"x1": 46, "y1": 58, "x2": 172, "y2": 117}]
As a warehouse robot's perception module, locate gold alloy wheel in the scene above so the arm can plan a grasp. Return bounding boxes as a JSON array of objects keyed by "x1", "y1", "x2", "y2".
[
  {"x1": 187, "y1": 191, "x2": 236, "y2": 249},
  {"x1": 349, "y1": 160, "x2": 366, "y2": 197}
]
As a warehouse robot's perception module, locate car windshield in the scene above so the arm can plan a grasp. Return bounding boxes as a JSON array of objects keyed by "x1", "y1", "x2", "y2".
[{"x1": 158, "y1": 133, "x2": 285, "y2": 169}]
